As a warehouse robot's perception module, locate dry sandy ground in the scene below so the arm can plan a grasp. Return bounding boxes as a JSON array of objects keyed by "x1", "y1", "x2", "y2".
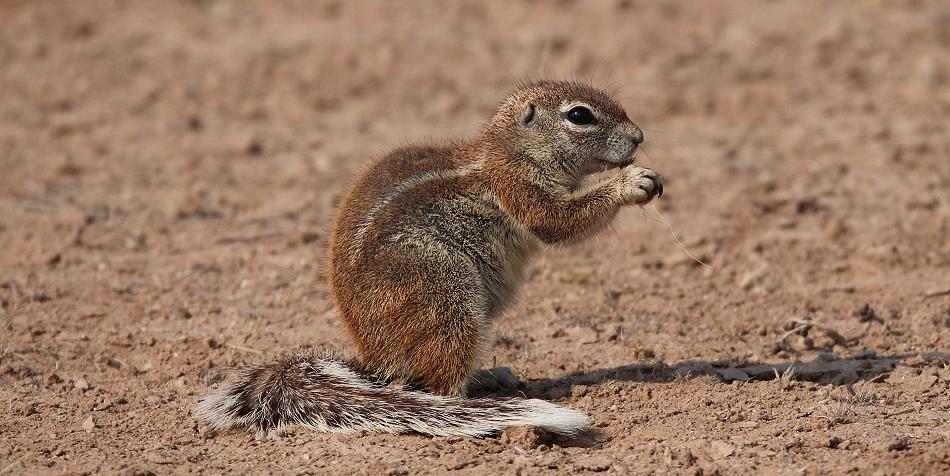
[{"x1": 1, "y1": 0, "x2": 949, "y2": 474}]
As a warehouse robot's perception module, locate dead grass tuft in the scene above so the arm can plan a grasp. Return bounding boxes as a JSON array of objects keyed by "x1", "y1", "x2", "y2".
[
  {"x1": 772, "y1": 365, "x2": 797, "y2": 391},
  {"x1": 827, "y1": 384, "x2": 877, "y2": 405},
  {"x1": 819, "y1": 401, "x2": 856, "y2": 426}
]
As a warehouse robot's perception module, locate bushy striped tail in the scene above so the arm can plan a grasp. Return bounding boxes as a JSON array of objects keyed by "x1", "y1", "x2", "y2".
[{"x1": 194, "y1": 350, "x2": 588, "y2": 437}]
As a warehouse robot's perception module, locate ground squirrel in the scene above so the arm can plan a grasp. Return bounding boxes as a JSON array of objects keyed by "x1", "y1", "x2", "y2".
[{"x1": 196, "y1": 81, "x2": 664, "y2": 437}]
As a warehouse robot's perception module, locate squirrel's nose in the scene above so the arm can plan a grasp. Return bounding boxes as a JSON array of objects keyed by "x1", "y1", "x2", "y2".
[{"x1": 631, "y1": 125, "x2": 644, "y2": 145}]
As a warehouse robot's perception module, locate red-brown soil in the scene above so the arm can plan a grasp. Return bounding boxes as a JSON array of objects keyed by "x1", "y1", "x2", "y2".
[{"x1": 1, "y1": 1, "x2": 948, "y2": 474}]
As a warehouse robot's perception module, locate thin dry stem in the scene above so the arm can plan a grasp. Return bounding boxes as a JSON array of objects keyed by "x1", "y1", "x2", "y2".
[{"x1": 647, "y1": 202, "x2": 709, "y2": 267}]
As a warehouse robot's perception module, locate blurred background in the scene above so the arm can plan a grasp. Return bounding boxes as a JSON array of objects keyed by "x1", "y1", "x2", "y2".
[{"x1": 1, "y1": 0, "x2": 948, "y2": 473}]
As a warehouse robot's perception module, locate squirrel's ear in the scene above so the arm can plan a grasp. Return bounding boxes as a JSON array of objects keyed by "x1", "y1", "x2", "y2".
[{"x1": 520, "y1": 102, "x2": 537, "y2": 127}]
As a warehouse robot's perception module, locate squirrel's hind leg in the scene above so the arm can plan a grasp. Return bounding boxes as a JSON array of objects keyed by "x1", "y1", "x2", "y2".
[
  {"x1": 357, "y1": 251, "x2": 490, "y2": 397},
  {"x1": 382, "y1": 292, "x2": 488, "y2": 397}
]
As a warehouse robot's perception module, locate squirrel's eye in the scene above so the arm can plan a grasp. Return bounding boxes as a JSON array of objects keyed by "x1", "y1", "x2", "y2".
[{"x1": 566, "y1": 106, "x2": 597, "y2": 126}]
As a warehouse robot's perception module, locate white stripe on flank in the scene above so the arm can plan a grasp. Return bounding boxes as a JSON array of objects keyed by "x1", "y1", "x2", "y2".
[{"x1": 349, "y1": 162, "x2": 483, "y2": 263}]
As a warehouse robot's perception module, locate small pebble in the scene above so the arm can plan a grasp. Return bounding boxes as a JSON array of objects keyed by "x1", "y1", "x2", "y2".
[{"x1": 145, "y1": 395, "x2": 163, "y2": 405}]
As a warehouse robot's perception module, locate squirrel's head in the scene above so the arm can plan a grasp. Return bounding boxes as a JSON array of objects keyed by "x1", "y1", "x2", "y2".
[{"x1": 487, "y1": 81, "x2": 644, "y2": 179}]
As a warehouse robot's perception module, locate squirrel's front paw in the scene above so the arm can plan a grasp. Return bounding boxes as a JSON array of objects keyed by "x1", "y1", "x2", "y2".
[{"x1": 618, "y1": 167, "x2": 664, "y2": 205}]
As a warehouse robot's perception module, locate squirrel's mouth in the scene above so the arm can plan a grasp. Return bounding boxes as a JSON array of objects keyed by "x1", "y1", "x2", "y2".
[
  {"x1": 617, "y1": 154, "x2": 636, "y2": 167},
  {"x1": 599, "y1": 147, "x2": 637, "y2": 169}
]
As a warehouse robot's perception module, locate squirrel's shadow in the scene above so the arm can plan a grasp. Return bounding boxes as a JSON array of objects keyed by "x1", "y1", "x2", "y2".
[{"x1": 467, "y1": 351, "x2": 948, "y2": 447}]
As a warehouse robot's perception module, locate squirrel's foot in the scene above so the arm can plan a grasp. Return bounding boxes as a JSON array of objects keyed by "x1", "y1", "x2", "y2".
[
  {"x1": 617, "y1": 166, "x2": 664, "y2": 205},
  {"x1": 467, "y1": 367, "x2": 525, "y2": 397}
]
